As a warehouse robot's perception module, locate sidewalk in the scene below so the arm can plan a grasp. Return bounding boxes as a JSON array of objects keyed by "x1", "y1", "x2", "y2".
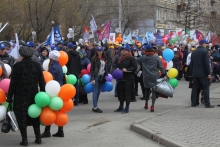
[{"x1": 131, "y1": 83, "x2": 220, "y2": 147}]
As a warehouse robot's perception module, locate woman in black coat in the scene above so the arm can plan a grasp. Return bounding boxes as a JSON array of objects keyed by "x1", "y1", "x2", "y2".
[
  {"x1": 114, "y1": 44, "x2": 137, "y2": 114},
  {"x1": 7, "y1": 46, "x2": 45, "y2": 146}
]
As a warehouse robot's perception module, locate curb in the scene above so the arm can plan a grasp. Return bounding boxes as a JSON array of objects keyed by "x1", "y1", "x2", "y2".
[{"x1": 130, "y1": 123, "x2": 190, "y2": 147}]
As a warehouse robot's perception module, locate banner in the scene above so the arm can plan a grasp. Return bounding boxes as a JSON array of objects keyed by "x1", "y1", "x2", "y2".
[
  {"x1": 155, "y1": 36, "x2": 164, "y2": 46},
  {"x1": 9, "y1": 33, "x2": 20, "y2": 59},
  {"x1": 109, "y1": 33, "x2": 115, "y2": 43},
  {"x1": 96, "y1": 21, "x2": 111, "y2": 41},
  {"x1": 132, "y1": 29, "x2": 139, "y2": 37}
]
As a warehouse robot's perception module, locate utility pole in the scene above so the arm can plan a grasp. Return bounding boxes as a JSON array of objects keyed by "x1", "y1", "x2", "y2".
[{"x1": 119, "y1": 0, "x2": 122, "y2": 33}]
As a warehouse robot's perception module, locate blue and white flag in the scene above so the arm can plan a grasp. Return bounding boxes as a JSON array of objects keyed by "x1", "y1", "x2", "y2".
[
  {"x1": 146, "y1": 32, "x2": 155, "y2": 43},
  {"x1": 136, "y1": 35, "x2": 143, "y2": 42},
  {"x1": 9, "y1": 33, "x2": 19, "y2": 59},
  {"x1": 44, "y1": 25, "x2": 63, "y2": 45}
]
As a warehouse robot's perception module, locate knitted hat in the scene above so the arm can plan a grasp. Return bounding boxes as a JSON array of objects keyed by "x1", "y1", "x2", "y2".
[
  {"x1": 49, "y1": 50, "x2": 60, "y2": 61},
  {"x1": 19, "y1": 46, "x2": 34, "y2": 57},
  {"x1": 67, "y1": 43, "x2": 74, "y2": 48}
]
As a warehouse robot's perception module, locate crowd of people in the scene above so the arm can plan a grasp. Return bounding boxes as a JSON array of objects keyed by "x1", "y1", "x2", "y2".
[{"x1": 0, "y1": 38, "x2": 220, "y2": 146}]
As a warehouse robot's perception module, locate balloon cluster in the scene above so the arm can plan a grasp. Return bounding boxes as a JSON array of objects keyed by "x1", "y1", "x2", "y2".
[
  {"x1": 162, "y1": 48, "x2": 179, "y2": 88},
  {"x1": 28, "y1": 80, "x2": 75, "y2": 126},
  {"x1": 79, "y1": 64, "x2": 114, "y2": 94},
  {"x1": 33, "y1": 50, "x2": 75, "y2": 126}
]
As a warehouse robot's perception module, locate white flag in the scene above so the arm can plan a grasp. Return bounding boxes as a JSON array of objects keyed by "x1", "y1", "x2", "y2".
[
  {"x1": 90, "y1": 14, "x2": 97, "y2": 32},
  {"x1": 132, "y1": 29, "x2": 139, "y2": 37},
  {"x1": 9, "y1": 33, "x2": 20, "y2": 59},
  {"x1": 206, "y1": 31, "x2": 211, "y2": 42},
  {"x1": 109, "y1": 33, "x2": 116, "y2": 43}
]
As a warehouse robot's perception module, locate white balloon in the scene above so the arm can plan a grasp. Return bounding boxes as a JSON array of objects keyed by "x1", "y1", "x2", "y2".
[
  {"x1": 166, "y1": 61, "x2": 173, "y2": 70},
  {"x1": 4, "y1": 64, "x2": 11, "y2": 76},
  {"x1": 0, "y1": 105, "x2": 7, "y2": 121},
  {"x1": 68, "y1": 28, "x2": 73, "y2": 32},
  {"x1": 42, "y1": 59, "x2": 50, "y2": 71},
  {"x1": 79, "y1": 38, "x2": 84, "y2": 44},
  {"x1": 45, "y1": 80, "x2": 61, "y2": 97}
]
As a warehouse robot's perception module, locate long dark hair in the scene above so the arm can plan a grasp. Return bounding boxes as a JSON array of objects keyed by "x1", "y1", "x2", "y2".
[
  {"x1": 48, "y1": 59, "x2": 54, "y2": 70},
  {"x1": 93, "y1": 51, "x2": 107, "y2": 61}
]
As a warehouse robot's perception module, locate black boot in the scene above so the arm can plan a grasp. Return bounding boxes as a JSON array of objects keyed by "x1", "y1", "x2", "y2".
[
  {"x1": 52, "y1": 127, "x2": 64, "y2": 137},
  {"x1": 33, "y1": 127, "x2": 42, "y2": 144},
  {"x1": 121, "y1": 107, "x2": 129, "y2": 114},
  {"x1": 20, "y1": 129, "x2": 28, "y2": 146},
  {"x1": 41, "y1": 126, "x2": 51, "y2": 138},
  {"x1": 114, "y1": 105, "x2": 124, "y2": 112}
]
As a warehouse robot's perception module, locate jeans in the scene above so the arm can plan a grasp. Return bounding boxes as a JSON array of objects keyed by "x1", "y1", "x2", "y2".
[
  {"x1": 106, "y1": 62, "x2": 112, "y2": 74},
  {"x1": 92, "y1": 77, "x2": 103, "y2": 108},
  {"x1": 192, "y1": 77, "x2": 210, "y2": 106},
  {"x1": 74, "y1": 79, "x2": 79, "y2": 104}
]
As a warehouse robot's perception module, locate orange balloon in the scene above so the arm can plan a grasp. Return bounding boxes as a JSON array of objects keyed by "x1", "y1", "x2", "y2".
[
  {"x1": 0, "y1": 67, "x2": 2, "y2": 76},
  {"x1": 54, "y1": 111, "x2": 68, "y2": 126},
  {"x1": 43, "y1": 71, "x2": 53, "y2": 83},
  {"x1": 60, "y1": 99, "x2": 74, "y2": 112},
  {"x1": 0, "y1": 89, "x2": 6, "y2": 103},
  {"x1": 40, "y1": 107, "x2": 56, "y2": 126},
  {"x1": 58, "y1": 51, "x2": 69, "y2": 66},
  {"x1": 58, "y1": 84, "x2": 76, "y2": 101}
]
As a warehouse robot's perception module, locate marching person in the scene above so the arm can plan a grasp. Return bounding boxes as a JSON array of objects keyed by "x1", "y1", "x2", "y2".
[
  {"x1": 7, "y1": 46, "x2": 46, "y2": 146},
  {"x1": 137, "y1": 44, "x2": 166, "y2": 112},
  {"x1": 114, "y1": 44, "x2": 137, "y2": 114},
  {"x1": 90, "y1": 46, "x2": 107, "y2": 113},
  {"x1": 41, "y1": 50, "x2": 65, "y2": 138}
]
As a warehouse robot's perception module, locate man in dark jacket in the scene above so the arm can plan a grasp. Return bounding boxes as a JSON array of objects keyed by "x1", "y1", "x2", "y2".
[
  {"x1": 90, "y1": 43, "x2": 98, "y2": 60},
  {"x1": 103, "y1": 43, "x2": 112, "y2": 73},
  {"x1": 66, "y1": 43, "x2": 81, "y2": 106},
  {"x1": 191, "y1": 39, "x2": 214, "y2": 108}
]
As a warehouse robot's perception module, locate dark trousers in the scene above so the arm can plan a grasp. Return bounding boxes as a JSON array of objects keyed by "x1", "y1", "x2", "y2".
[
  {"x1": 192, "y1": 77, "x2": 210, "y2": 106},
  {"x1": 118, "y1": 80, "x2": 133, "y2": 107},
  {"x1": 134, "y1": 76, "x2": 139, "y2": 95},
  {"x1": 173, "y1": 64, "x2": 180, "y2": 79},
  {"x1": 73, "y1": 79, "x2": 79, "y2": 104},
  {"x1": 140, "y1": 78, "x2": 145, "y2": 97}
]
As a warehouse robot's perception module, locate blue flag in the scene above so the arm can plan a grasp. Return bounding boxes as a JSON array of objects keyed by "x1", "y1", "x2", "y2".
[
  {"x1": 146, "y1": 32, "x2": 155, "y2": 43},
  {"x1": 136, "y1": 36, "x2": 143, "y2": 42},
  {"x1": 44, "y1": 25, "x2": 63, "y2": 45}
]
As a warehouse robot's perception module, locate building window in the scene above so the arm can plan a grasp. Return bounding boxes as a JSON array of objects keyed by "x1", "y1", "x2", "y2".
[
  {"x1": 157, "y1": 9, "x2": 160, "y2": 20},
  {"x1": 171, "y1": 11, "x2": 174, "y2": 21},
  {"x1": 164, "y1": 10, "x2": 167, "y2": 20}
]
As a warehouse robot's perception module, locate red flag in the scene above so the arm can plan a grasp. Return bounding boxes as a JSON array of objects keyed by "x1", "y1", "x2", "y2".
[
  {"x1": 195, "y1": 30, "x2": 204, "y2": 41},
  {"x1": 211, "y1": 35, "x2": 217, "y2": 45}
]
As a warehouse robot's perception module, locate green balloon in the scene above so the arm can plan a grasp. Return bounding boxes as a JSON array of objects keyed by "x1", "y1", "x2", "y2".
[
  {"x1": 78, "y1": 78, "x2": 82, "y2": 86},
  {"x1": 2, "y1": 102, "x2": 9, "y2": 109},
  {"x1": 28, "y1": 104, "x2": 42, "y2": 118},
  {"x1": 62, "y1": 66, "x2": 68, "y2": 74},
  {"x1": 81, "y1": 79, "x2": 86, "y2": 87},
  {"x1": 49, "y1": 97, "x2": 63, "y2": 111},
  {"x1": 35, "y1": 92, "x2": 51, "y2": 107},
  {"x1": 67, "y1": 74, "x2": 77, "y2": 85},
  {"x1": 168, "y1": 78, "x2": 178, "y2": 88}
]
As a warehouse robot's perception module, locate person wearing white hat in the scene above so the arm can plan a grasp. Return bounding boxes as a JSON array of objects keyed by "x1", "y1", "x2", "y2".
[{"x1": 41, "y1": 50, "x2": 65, "y2": 138}]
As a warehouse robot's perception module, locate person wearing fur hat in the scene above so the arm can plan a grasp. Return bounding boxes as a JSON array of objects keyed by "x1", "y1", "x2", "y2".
[
  {"x1": 6, "y1": 46, "x2": 46, "y2": 146},
  {"x1": 114, "y1": 44, "x2": 137, "y2": 114},
  {"x1": 41, "y1": 50, "x2": 65, "y2": 138},
  {"x1": 137, "y1": 44, "x2": 166, "y2": 112}
]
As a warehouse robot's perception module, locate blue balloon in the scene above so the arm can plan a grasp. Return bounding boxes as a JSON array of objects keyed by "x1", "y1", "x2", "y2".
[
  {"x1": 84, "y1": 82, "x2": 93, "y2": 93},
  {"x1": 82, "y1": 74, "x2": 91, "y2": 84},
  {"x1": 103, "y1": 82, "x2": 113, "y2": 92},
  {"x1": 163, "y1": 49, "x2": 174, "y2": 62}
]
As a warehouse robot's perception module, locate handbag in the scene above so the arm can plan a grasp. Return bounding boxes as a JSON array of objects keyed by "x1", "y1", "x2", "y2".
[
  {"x1": 153, "y1": 78, "x2": 174, "y2": 98},
  {"x1": 98, "y1": 75, "x2": 106, "y2": 84},
  {"x1": 7, "y1": 110, "x2": 19, "y2": 132},
  {"x1": 1, "y1": 114, "x2": 11, "y2": 133}
]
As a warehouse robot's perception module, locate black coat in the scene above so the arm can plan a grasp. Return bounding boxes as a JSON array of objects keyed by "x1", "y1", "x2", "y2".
[
  {"x1": 66, "y1": 50, "x2": 81, "y2": 77},
  {"x1": 191, "y1": 46, "x2": 211, "y2": 77},
  {"x1": 7, "y1": 58, "x2": 45, "y2": 128}
]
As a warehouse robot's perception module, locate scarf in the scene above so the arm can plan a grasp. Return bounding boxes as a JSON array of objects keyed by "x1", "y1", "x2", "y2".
[
  {"x1": 145, "y1": 52, "x2": 155, "y2": 56},
  {"x1": 117, "y1": 52, "x2": 132, "y2": 64}
]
